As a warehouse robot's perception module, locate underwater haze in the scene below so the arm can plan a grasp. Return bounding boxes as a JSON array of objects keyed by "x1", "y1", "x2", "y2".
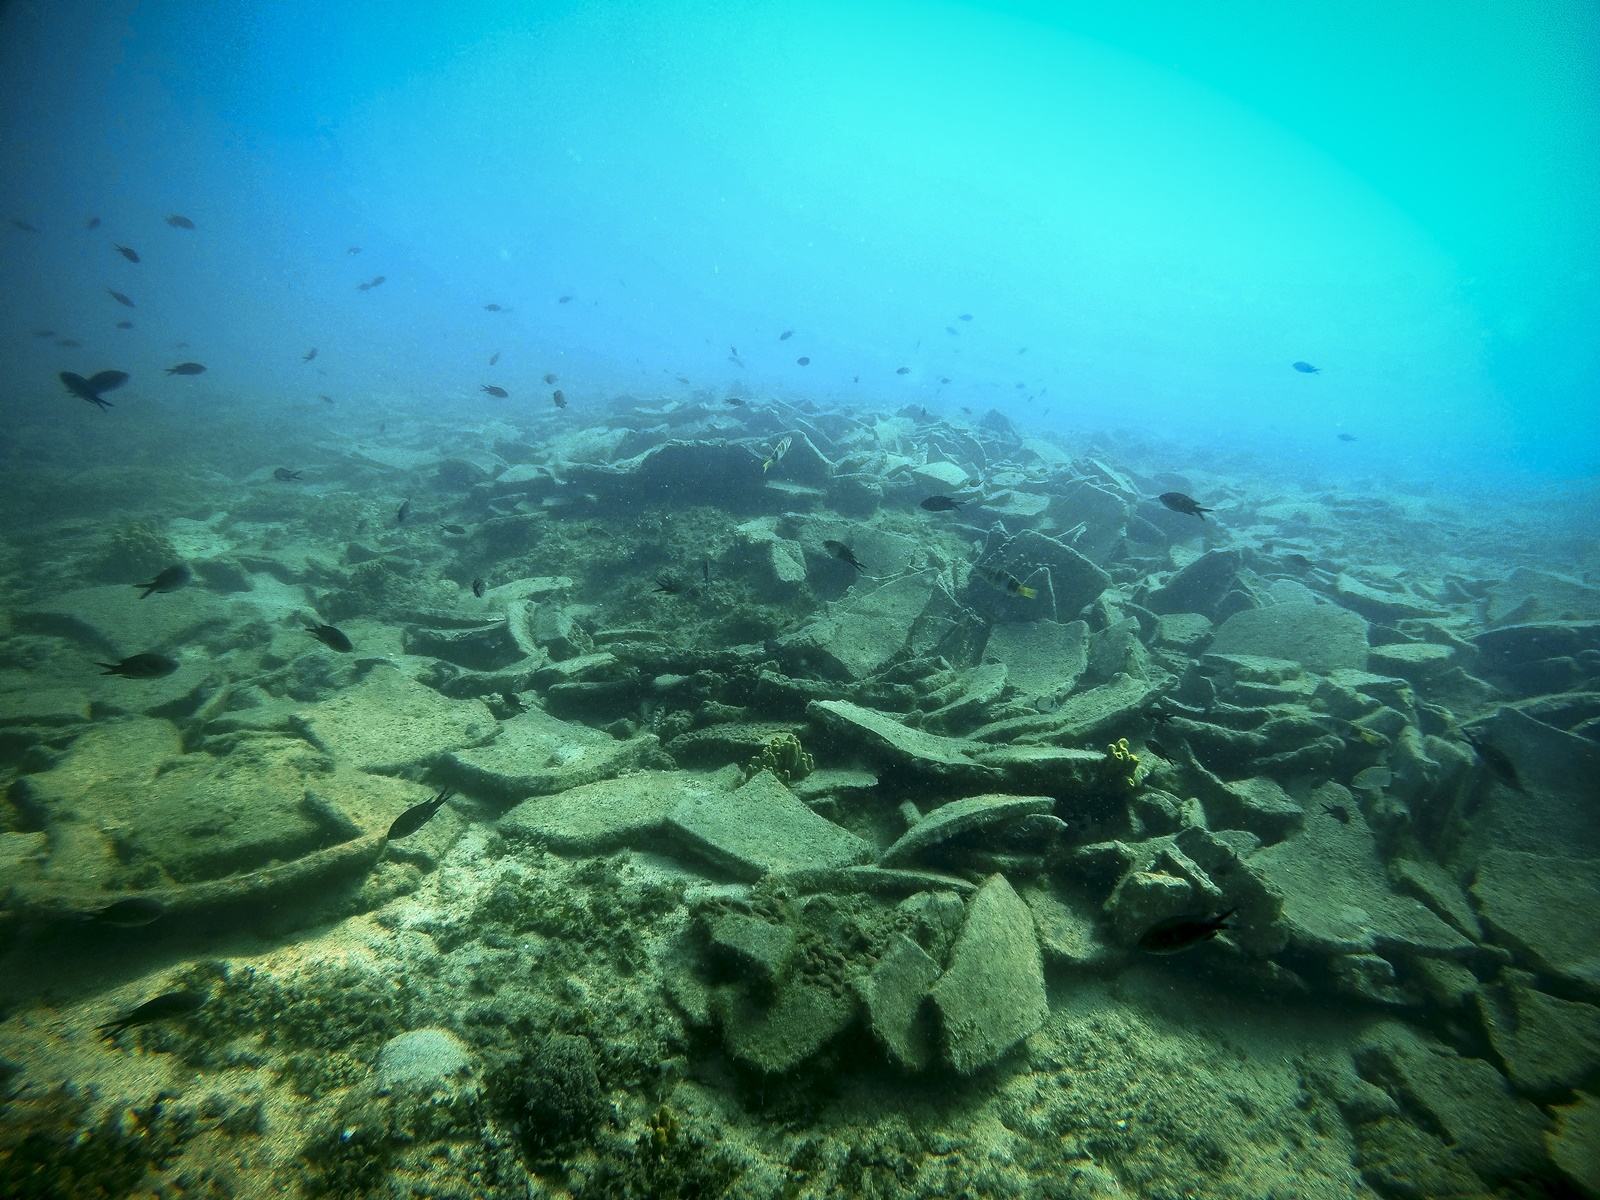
[
  {"x1": 3, "y1": 0, "x2": 1598, "y2": 478},
  {"x1": 4, "y1": 4, "x2": 1600, "y2": 1200}
]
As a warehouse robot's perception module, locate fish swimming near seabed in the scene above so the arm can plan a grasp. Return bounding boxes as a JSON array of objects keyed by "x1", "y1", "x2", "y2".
[
  {"x1": 1158, "y1": 492, "x2": 1212, "y2": 520},
  {"x1": 85, "y1": 896, "x2": 168, "y2": 927},
  {"x1": 823, "y1": 540, "x2": 865, "y2": 571},
  {"x1": 99, "y1": 990, "x2": 204, "y2": 1038},
  {"x1": 136, "y1": 564, "x2": 190, "y2": 598},
  {"x1": 99, "y1": 653, "x2": 179, "y2": 678},
  {"x1": 1137, "y1": 909, "x2": 1236, "y2": 954},
  {"x1": 975, "y1": 563, "x2": 1037, "y2": 599},
  {"x1": 60, "y1": 369, "x2": 129, "y2": 410},
  {"x1": 387, "y1": 789, "x2": 454, "y2": 840},
  {"x1": 306, "y1": 622, "x2": 353, "y2": 652},
  {"x1": 762, "y1": 435, "x2": 792, "y2": 474}
]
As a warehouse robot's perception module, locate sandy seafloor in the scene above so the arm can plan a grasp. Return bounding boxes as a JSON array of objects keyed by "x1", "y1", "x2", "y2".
[{"x1": 1, "y1": 387, "x2": 1598, "y2": 1200}]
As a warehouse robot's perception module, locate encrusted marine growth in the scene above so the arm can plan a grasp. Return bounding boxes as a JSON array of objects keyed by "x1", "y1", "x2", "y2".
[
  {"x1": 95, "y1": 520, "x2": 178, "y2": 582},
  {"x1": 1100, "y1": 737, "x2": 1143, "y2": 791},
  {"x1": 744, "y1": 731, "x2": 815, "y2": 784}
]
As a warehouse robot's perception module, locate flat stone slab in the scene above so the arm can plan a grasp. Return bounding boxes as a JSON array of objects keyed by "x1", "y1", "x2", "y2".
[
  {"x1": 858, "y1": 932, "x2": 941, "y2": 1070},
  {"x1": 808, "y1": 699, "x2": 988, "y2": 774},
  {"x1": 881, "y1": 794, "x2": 1054, "y2": 868},
  {"x1": 667, "y1": 769, "x2": 873, "y2": 881},
  {"x1": 16, "y1": 584, "x2": 238, "y2": 657},
  {"x1": 1211, "y1": 602, "x2": 1368, "y2": 673},
  {"x1": 445, "y1": 706, "x2": 659, "y2": 802},
  {"x1": 931, "y1": 874, "x2": 1047, "y2": 1073},
  {"x1": 1367, "y1": 641, "x2": 1457, "y2": 683},
  {"x1": 293, "y1": 666, "x2": 496, "y2": 774},
  {"x1": 1473, "y1": 850, "x2": 1600, "y2": 995},
  {"x1": 1244, "y1": 785, "x2": 1474, "y2": 965},
  {"x1": 497, "y1": 771, "x2": 700, "y2": 853},
  {"x1": 981, "y1": 620, "x2": 1089, "y2": 699}
]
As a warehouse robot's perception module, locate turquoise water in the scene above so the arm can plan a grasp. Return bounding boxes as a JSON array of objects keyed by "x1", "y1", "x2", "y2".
[
  {"x1": 4, "y1": 1, "x2": 1597, "y2": 480},
  {"x1": 3, "y1": 4, "x2": 1599, "y2": 1199}
]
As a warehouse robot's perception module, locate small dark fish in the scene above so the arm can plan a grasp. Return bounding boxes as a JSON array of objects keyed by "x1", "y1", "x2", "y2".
[
  {"x1": 357, "y1": 275, "x2": 385, "y2": 291},
  {"x1": 730, "y1": 345, "x2": 739, "y2": 356},
  {"x1": 1292, "y1": 361, "x2": 1320, "y2": 374},
  {"x1": 472, "y1": 578, "x2": 486, "y2": 598},
  {"x1": 653, "y1": 575, "x2": 683, "y2": 595},
  {"x1": 1463, "y1": 728, "x2": 1524, "y2": 793},
  {"x1": 107, "y1": 289, "x2": 135, "y2": 307},
  {"x1": 388, "y1": 789, "x2": 453, "y2": 840},
  {"x1": 779, "y1": 329, "x2": 793, "y2": 340},
  {"x1": 86, "y1": 216, "x2": 102, "y2": 229},
  {"x1": 98, "y1": 652, "x2": 179, "y2": 679},
  {"x1": 440, "y1": 523, "x2": 468, "y2": 536},
  {"x1": 346, "y1": 245, "x2": 361, "y2": 254},
  {"x1": 558, "y1": 294, "x2": 572, "y2": 303},
  {"x1": 116, "y1": 320, "x2": 133, "y2": 329},
  {"x1": 166, "y1": 361, "x2": 206, "y2": 375},
  {"x1": 896, "y1": 366, "x2": 910, "y2": 375},
  {"x1": 318, "y1": 393, "x2": 335, "y2": 404},
  {"x1": 939, "y1": 376, "x2": 951, "y2": 384},
  {"x1": 10, "y1": 217, "x2": 40, "y2": 233},
  {"x1": 1337, "y1": 432, "x2": 1356, "y2": 442},
  {"x1": 543, "y1": 373, "x2": 557, "y2": 384},
  {"x1": 303, "y1": 347, "x2": 317, "y2": 362},
  {"x1": 56, "y1": 338, "x2": 81, "y2": 348},
  {"x1": 1017, "y1": 347, "x2": 1028, "y2": 354},
  {"x1": 99, "y1": 990, "x2": 204, "y2": 1038},
  {"x1": 852, "y1": 375, "x2": 859, "y2": 383},
  {"x1": 481, "y1": 384, "x2": 509, "y2": 398},
  {"x1": 306, "y1": 622, "x2": 353, "y2": 652},
  {"x1": 114, "y1": 244, "x2": 140, "y2": 263},
  {"x1": 489, "y1": 350, "x2": 500, "y2": 365},
  {"x1": 60, "y1": 369, "x2": 129, "y2": 410},
  {"x1": 166, "y1": 214, "x2": 196, "y2": 229},
  {"x1": 86, "y1": 896, "x2": 168, "y2": 928},
  {"x1": 796, "y1": 356, "x2": 810, "y2": 366},
  {"x1": 32, "y1": 329, "x2": 56, "y2": 337},
  {"x1": 920, "y1": 495, "x2": 963, "y2": 512},
  {"x1": 273, "y1": 467, "x2": 303, "y2": 481},
  {"x1": 676, "y1": 374, "x2": 691, "y2": 384},
  {"x1": 482, "y1": 303, "x2": 503, "y2": 311},
  {"x1": 397, "y1": 499, "x2": 412, "y2": 524},
  {"x1": 552, "y1": 390, "x2": 566, "y2": 408},
  {"x1": 823, "y1": 540, "x2": 864, "y2": 571},
  {"x1": 726, "y1": 397, "x2": 745, "y2": 407},
  {"x1": 1321, "y1": 802, "x2": 1351, "y2": 823},
  {"x1": 1138, "y1": 909, "x2": 1236, "y2": 954},
  {"x1": 958, "y1": 313, "x2": 973, "y2": 321},
  {"x1": 137, "y1": 564, "x2": 190, "y2": 598},
  {"x1": 1158, "y1": 492, "x2": 1212, "y2": 520},
  {"x1": 946, "y1": 327, "x2": 958, "y2": 335}
]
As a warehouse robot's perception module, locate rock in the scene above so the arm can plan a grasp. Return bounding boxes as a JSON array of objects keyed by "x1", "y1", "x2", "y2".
[
  {"x1": 1085, "y1": 617, "x2": 1151, "y2": 683},
  {"x1": 402, "y1": 621, "x2": 527, "y2": 671},
  {"x1": 1153, "y1": 612, "x2": 1213, "y2": 653},
  {"x1": 445, "y1": 707, "x2": 660, "y2": 802},
  {"x1": 1106, "y1": 870, "x2": 1197, "y2": 945},
  {"x1": 1546, "y1": 1092, "x2": 1600, "y2": 1198},
  {"x1": 527, "y1": 604, "x2": 592, "y2": 660},
  {"x1": 1477, "y1": 972, "x2": 1600, "y2": 1097},
  {"x1": 782, "y1": 571, "x2": 942, "y2": 680},
  {"x1": 931, "y1": 875, "x2": 1048, "y2": 1073},
  {"x1": 1243, "y1": 784, "x2": 1474, "y2": 987},
  {"x1": 857, "y1": 932, "x2": 941, "y2": 1070},
  {"x1": 1366, "y1": 641, "x2": 1457, "y2": 686},
  {"x1": 1022, "y1": 886, "x2": 1116, "y2": 969},
  {"x1": 497, "y1": 771, "x2": 701, "y2": 853},
  {"x1": 911, "y1": 459, "x2": 972, "y2": 489},
  {"x1": 667, "y1": 770, "x2": 873, "y2": 880},
  {"x1": 1353, "y1": 1021, "x2": 1550, "y2": 1183},
  {"x1": 1455, "y1": 708, "x2": 1600, "y2": 862},
  {"x1": 1487, "y1": 568, "x2": 1600, "y2": 626},
  {"x1": 1147, "y1": 549, "x2": 1245, "y2": 620},
  {"x1": 968, "y1": 745, "x2": 1106, "y2": 794},
  {"x1": 715, "y1": 974, "x2": 857, "y2": 1073},
  {"x1": 879, "y1": 794, "x2": 1055, "y2": 868},
  {"x1": 1041, "y1": 672, "x2": 1156, "y2": 742},
  {"x1": 981, "y1": 620, "x2": 1089, "y2": 700},
  {"x1": 376, "y1": 1029, "x2": 476, "y2": 1092},
  {"x1": 1472, "y1": 850, "x2": 1600, "y2": 996},
  {"x1": 1333, "y1": 574, "x2": 1448, "y2": 622},
  {"x1": 292, "y1": 666, "x2": 496, "y2": 774},
  {"x1": 709, "y1": 913, "x2": 797, "y2": 986},
  {"x1": 16, "y1": 583, "x2": 238, "y2": 658},
  {"x1": 808, "y1": 699, "x2": 990, "y2": 778},
  {"x1": 1473, "y1": 621, "x2": 1600, "y2": 697},
  {"x1": 1210, "y1": 602, "x2": 1369, "y2": 673},
  {"x1": 1199, "y1": 775, "x2": 1304, "y2": 843},
  {"x1": 988, "y1": 529, "x2": 1112, "y2": 618},
  {"x1": 8, "y1": 719, "x2": 400, "y2": 889}
]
